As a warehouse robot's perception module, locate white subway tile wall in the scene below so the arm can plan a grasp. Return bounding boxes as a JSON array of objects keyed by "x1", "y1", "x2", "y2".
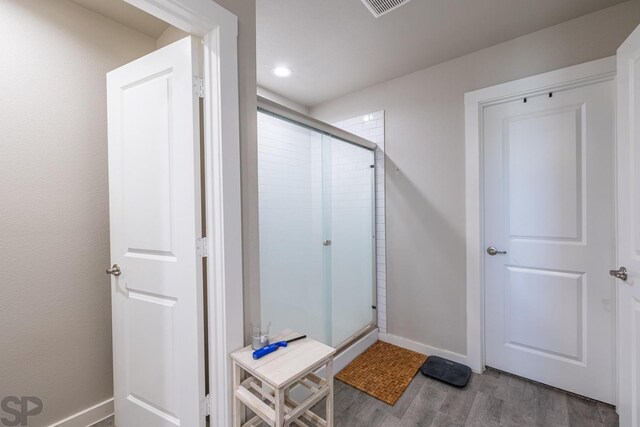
[{"x1": 332, "y1": 111, "x2": 387, "y2": 333}]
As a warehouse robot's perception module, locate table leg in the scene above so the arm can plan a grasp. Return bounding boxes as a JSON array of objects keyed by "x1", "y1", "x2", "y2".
[
  {"x1": 233, "y1": 361, "x2": 242, "y2": 427},
  {"x1": 326, "y1": 359, "x2": 334, "y2": 427},
  {"x1": 275, "y1": 388, "x2": 285, "y2": 427}
]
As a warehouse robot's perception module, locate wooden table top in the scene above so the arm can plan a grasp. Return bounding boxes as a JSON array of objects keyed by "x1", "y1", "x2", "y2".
[{"x1": 231, "y1": 329, "x2": 336, "y2": 388}]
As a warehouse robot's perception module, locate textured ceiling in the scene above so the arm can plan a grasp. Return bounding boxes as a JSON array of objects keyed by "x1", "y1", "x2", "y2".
[{"x1": 257, "y1": 0, "x2": 628, "y2": 107}]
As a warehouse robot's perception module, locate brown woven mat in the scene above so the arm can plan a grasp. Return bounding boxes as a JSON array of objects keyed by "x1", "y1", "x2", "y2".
[{"x1": 335, "y1": 340, "x2": 428, "y2": 405}]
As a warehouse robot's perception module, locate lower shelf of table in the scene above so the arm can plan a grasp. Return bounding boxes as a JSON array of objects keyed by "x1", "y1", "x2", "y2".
[{"x1": 235, "y1": 372, "x2": 330, "y2": 427}]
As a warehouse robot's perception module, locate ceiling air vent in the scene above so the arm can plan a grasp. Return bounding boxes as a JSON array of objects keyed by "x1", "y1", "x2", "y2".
[{"x1": 361, "y1": 0, "x2": 412, "y2": 18}]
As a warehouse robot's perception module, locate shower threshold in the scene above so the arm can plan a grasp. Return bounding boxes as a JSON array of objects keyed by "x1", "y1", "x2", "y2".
[{"x1": 333, "y1": 324, "x2": 379, "y2": 374}]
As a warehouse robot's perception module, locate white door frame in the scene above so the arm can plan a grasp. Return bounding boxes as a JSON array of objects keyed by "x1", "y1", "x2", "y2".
[
  {"x1": 123, "y1": 1, "x2": 243, "y2": 425},
  {"x1": 463, "y1": 56, "x2": 616, "y2": 377}
]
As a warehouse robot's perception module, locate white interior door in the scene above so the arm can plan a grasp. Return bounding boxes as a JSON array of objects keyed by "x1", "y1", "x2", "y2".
[
  {"x1": 106, "y1": 36, "x2": 205, "y2": 427},
  {"x1": 616, "y1": 24, "x2": 640, "y2": 427},
  {"x1": 483, "y1": 78, "x2": 616, "y2": 403}
]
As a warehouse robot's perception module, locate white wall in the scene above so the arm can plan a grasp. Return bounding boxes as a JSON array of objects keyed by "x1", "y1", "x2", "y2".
[
  {"x1": 258, "y1": 86, "x2": 311, "y2": 115},
  {"x1": 156, "y1": 25, "x2": 189, "y2": 48},
  {"x1": 0, "y1": 0, "x2": 157, "y2": 425},
  {"x1": 213, "y1": 0, "x2": 260, "y2": 342},
  {"x1": 311, "y1": 2, "x2": 640, "y2": 357}
]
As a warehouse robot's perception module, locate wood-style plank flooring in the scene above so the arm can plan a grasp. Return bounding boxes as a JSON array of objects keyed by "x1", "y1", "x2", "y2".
[{"x1": 91, "y1": 368, "x2": 618, "y2": 427}]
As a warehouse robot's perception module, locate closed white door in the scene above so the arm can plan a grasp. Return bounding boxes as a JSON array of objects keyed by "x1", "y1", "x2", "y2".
[
  {"x1": 483, "y1": 78, "x2": 616, "y2": 403},
  {"x1": 616, "y1": 23, "x2": 640, "y2": 427},
  {"x1": 106, "y1": 36, "x2": 206, "y2": 427}
]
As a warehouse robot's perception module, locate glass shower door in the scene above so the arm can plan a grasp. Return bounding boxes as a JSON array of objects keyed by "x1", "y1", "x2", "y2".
[
  {"x1": 258, "y1": 111, "x2": 376, "y2": 348},
  {"x1": 258, "y1": 111, "x2": 330, "y2": 343},
  {"x1": 329, "y1": 137, "x2": 375, "y2": 347}
]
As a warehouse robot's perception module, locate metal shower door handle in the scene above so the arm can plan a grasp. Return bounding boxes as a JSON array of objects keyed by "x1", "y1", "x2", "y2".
[
  {"x1": 323, "y1": 240, "x2": 332, "y2": 246},
  {"x1": 486, "y1": 246, "x2": 507, "y2": 256}
]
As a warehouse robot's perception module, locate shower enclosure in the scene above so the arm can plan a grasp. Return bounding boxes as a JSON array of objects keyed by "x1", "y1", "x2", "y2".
[{"x1": 257, "y1": 97, "x2": 376, "y2": 349}]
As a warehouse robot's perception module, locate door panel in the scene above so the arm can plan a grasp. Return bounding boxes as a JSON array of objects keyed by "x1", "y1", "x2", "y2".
[
  {"x1": 484, "y1": 79, "x2": 615, "y2": 404},
  {"x1": 616, "y1": 23, "x2": 640, "y2": 427},
  {"x1": 122, "y1": 72, "x2": 174, "y2": 257},
  {"x1": 107, "y1": 36, "x2": 205, "y2": 427},
  {"x1": 505, "y1": 267, "x2": 584, "y2": 363},
  {"x1": 506, "y1": 107, "x2": 583, "y2": 240}
]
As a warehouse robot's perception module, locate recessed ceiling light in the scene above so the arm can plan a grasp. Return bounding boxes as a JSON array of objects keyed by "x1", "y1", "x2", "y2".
[{"x1": 273, "y1": 66, "x2": 292, "y2": 77}]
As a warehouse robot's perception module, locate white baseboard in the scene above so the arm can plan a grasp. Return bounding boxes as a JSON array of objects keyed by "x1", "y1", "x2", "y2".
[
  {"x1": 49, "y1": 398, "x2": 114, "y2": 427},
  {"x1": 334, "y1": 328, "x2": 379, "y2": 374},
  {"x1": 379, "y1": 333, "x2": 478, "y2": 372}
]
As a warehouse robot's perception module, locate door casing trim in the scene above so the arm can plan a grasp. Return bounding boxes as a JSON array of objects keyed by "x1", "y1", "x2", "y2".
[
  {"x1": 122, "y1": 1, "x2": 243, "y2": 425},
  {"x1": 463, "y1": 57, "x2": 617, "y2": 395}
]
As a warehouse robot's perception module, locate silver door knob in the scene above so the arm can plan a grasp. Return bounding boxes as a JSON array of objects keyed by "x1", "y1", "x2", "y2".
[
  {"x1": 486, "y1": 246, "x2": 507, "y2": 256},
  {"x1": 106, "y1": 264, "x2": 121, "y2": 276},
  {"x1": 323, "y1": 240, "x2": 332, "y2": 246},
  {"x1": 610, "y1": 266, "x2": 628, "y2": 281}
]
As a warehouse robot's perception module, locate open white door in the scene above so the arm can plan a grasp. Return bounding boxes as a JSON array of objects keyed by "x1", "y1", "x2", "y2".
[
  {"x1": 617, "y1": 24, "x2": 640, "y2": 427},
  {"x1": 106, "y1": 36, "x2": 206, "y2": 427}
]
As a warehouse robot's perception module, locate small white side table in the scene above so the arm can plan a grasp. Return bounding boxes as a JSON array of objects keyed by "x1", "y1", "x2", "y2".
[{"x1": 230, "y1": 330, "x2": 336, "y2": 427}]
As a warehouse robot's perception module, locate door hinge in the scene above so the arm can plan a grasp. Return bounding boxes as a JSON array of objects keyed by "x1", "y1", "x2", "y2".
[
  {"x1": 193, "y1": 76, "x2": 205, "y2": 98},
  {"x1": 196, "y1": 237, "x2": 208, "y2": 257},
  {"x1": 200, "y1": 394, "x2": 211, "y2": 418}
]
